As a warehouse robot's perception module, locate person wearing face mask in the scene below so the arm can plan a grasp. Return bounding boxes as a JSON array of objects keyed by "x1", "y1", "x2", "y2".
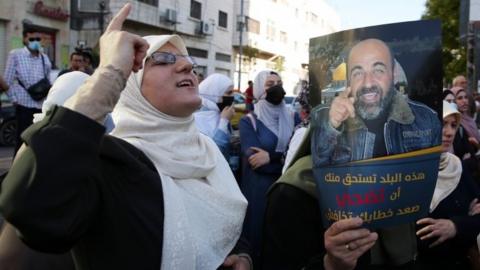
[
  {"x1": 194, "y1": 73, "x2": 235, "y2": 160},
  {"x1": 3, "y1": 26, "x2": 51, "y2": 155},
  {"x1": 238, "y1": 69, "x2": 300, "y2": 268}
]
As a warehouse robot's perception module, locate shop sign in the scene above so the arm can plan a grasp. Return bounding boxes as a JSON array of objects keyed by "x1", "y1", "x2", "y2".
[{"x1": 33, "y1": 1, "x2": 69, "y2": 21}]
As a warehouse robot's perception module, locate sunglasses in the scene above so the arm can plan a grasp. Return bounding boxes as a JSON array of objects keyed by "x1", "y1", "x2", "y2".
[
  {"x1": 28, "y1": 37, "x2": 41, "y2": 42},
  {"x1": 148, "y1": 51, "x2": 197, "y2": 67}
]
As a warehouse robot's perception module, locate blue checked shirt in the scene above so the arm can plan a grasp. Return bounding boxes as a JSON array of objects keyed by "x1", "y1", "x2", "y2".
[{"x1": 4, "y1": 47, "x2": 52, "y2": 108}]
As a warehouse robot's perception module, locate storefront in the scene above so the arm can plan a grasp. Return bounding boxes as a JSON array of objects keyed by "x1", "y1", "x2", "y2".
[{"x1": 0, "y1": 0, "x2": 71, "y2": 72}]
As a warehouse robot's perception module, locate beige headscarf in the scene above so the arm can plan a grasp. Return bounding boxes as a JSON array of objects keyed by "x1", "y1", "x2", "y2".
[
  {"x1": 110, "y1": 35, "x2": 247, "y2": 270},
  {"x1": 430, "y1": 101, "x2": 462, "y2": 212}
]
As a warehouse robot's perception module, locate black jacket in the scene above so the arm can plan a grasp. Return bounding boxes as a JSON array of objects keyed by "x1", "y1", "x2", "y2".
[{"x1": 0, "y1": 106, "x2": 165, "y2": 269}]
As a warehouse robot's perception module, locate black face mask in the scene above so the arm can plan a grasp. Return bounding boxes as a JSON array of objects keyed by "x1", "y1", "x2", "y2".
[
  {"x1": 265, "y1": 85, "x2": 286, "y2": 105},
  {"x1": 217, "y1": 96, "x2": 234, "y2": 111}
]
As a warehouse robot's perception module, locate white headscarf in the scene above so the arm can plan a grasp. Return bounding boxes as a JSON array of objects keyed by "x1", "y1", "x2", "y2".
[
  {"x1": 194, "y1": 73, "x2": 233, "y2": 138},
  {"x1": 253, "y1": 69, "x2": 294, "y2": 152},
  {"x1": 33, "y1": 71, "x2": 90, "y2": 123},
  {"x1": 430, "y1": 101, "x2": 463, "y2": 212},
  {"x1": 110, "y1": 35, "x2": 247, "y2": 270}
]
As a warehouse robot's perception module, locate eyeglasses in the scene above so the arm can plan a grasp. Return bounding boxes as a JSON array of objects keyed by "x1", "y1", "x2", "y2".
[
  {"x1": 28, "y1": 37, "x2": 41, "y2": 42},
  {"x1": 148, "y1": 51, "x2": 197, "y2": 67}
]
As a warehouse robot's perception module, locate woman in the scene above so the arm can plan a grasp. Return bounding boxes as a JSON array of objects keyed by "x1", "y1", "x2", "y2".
[
  {"x1": 415, "y1": 101, "x2": 480, "y2": 268},
  {"x1": 239, "y1": 69, "x2": 299, "y2": 266},
  {"x1": 0, "y1": 4, "x2": 249, "y2": 270},
  {"x1": 194, "y1": 73, "x2": 235, "y2": 159},
  {"x1": 452, "y1": 86, "x2": 480, "y2": 149},
  {"x1": 451, "y1": 86, "x2": 480, "y2": 179},
  {"x1": 282, "y1": 82, "x2": 311, "y2": 173}
]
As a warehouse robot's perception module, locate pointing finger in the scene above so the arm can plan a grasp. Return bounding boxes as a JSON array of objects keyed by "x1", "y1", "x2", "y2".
[
  {"x1": 340, "y1": 86, "x2": 352, "y2": 98},
  {"x1": 105, "y1": 3, "x2": 131, "y2": 33}
]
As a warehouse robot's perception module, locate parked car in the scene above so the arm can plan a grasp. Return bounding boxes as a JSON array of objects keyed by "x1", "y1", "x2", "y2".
[{"x1": 0, "y1": 93, "x2": 16, "y2": 146}]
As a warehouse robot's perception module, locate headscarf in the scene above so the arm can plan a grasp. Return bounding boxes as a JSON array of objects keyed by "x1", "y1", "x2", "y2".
[
  {"x1": 33, "y1": 71, "x2": 115, "y2": 131},
  {"x1": 430, "y1": 101, "x2": 463, "y2": 212},
  {"x1": 442, "y1": 89, "x2": 455, "y2": 101},
  {"x1": 451, "y1": 86, "x2": 480, "y2": 142},
  {"x1": 110, "y1": 35, "x2": 247, "y2": 270},
  {"x1": 33, "y1": 71, "x2": 90, "y2": 123},
  {"x1": 450, "y1": 86, "x2": 464, "y2": 96},
  {"x1": 194, "y1": 73, "x2": 233, "y2": 138},
  {"x1": 253, "y1": 69, "x2": 295, "y2": 152}
]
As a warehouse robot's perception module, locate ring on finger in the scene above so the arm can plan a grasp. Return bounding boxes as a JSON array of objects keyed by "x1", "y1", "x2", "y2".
[{"x1": 345, "y1": 243, "x2": 353, "y2": 251}]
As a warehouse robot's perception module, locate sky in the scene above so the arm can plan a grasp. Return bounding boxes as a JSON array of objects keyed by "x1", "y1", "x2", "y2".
[{"x1": 326, "y1": 0, "x2": 428, "y2": 31}]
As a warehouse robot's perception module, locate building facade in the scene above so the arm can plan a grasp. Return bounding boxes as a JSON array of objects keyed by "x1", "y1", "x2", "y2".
[
  {"x1": 233, "y1": 0, "x2": 340, "y2": 95},
  {"x1": 0, "y1": 0, "x2": 72, "y2": 74},
  {"x1": 0, "y1": 0, "x2": 340, "y2": 92},
  {"x1": 105, "y1": 0, "x2": 236, "y2": 78}
]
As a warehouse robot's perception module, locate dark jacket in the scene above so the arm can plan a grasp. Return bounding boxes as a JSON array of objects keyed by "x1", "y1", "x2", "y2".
[
  {"x1": 0, "y1": 106, "x2": 165, "y2": 269},
  {"x1": 416, "y1": 165, "x2": 480, "y2": 268},
  {"x1": 311, "y1": 92, "x2": 441, "y2": 167}
]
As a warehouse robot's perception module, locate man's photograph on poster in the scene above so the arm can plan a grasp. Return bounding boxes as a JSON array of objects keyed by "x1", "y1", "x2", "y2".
[{"x1": 308, "y1": 20, "x2": 443, "y2": 228}]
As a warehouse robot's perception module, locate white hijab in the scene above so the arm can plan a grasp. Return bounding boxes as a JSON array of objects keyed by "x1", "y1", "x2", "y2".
[
  {"x1": 110, "y1": 35, "x2": 247, "y2": 270},
  {"x1": 253, "y1": 69, "x2": 294, "y2": 152},
  {"x1": 194, "y1": 73, "x2": 233, "y2": 138},
  {"x1": 430, "y1": 101, "x2": 463, "y2": 212},
  {"x1": 430, "y1": 152, "x2": 462, "y2": 212},
  {"x1": 33, "y1": 71, "x2": 90, "y2": 123}
]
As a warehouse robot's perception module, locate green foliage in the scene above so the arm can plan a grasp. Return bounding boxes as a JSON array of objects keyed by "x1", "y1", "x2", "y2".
[
  {"x1": 242, "y1": 46, "x2": 259, "y2": 62},
  {"x1": 422, "y1": 0, "x2": 466, "y2": 82},
  {"x1": 274, "y1": 56, "x2": 285, "y2": 72}
]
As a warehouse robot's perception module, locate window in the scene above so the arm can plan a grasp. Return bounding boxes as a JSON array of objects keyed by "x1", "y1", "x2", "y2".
[
  {"x1": 266, "y1": 20, "x2": 276, "y2": 41},
  {"x1": 218, "y1": 11, "x2": 228, "y2": 28},
  {"x1": 246, "y1": 17, "x2": 260, "y2": 34},
  {"x1": 190, "y1": 0, "x2": 202, "y2": 20},
  {"x1": 215, "y1": 53, "x2": 231, "y2": 62},
  {"x1": 187, "y1": 47, "x2": 208, "y2": 58},
  {"x1": 138, "y1": 0, "x2": 158, "y2": 6}
]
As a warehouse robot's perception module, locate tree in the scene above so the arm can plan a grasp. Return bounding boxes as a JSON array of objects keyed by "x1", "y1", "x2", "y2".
[{"x1": 422, "y1": 0, "x2": 466, "y2": 83}]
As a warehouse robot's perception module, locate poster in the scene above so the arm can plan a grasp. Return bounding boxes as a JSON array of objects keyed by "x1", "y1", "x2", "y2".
[{"x1": 308, "y1": 20, "x2": 443, "y2": 228}]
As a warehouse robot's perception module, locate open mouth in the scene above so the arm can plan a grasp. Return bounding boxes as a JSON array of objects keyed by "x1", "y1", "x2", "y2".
[
  {"x1": 176, "y1": 79, "x2": 194, "y2": 87},
  {"x1": 359, "y1": 92, "x2": 381, "y2": 105}
]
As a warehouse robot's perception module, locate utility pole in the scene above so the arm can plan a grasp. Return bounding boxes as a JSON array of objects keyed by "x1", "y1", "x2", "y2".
[
  {"x1": 99, "y1": 1, "x2": 106, "y2": 34},
  {"x1": 237, "y1": 0, "x2": 245, "y2": 91}
]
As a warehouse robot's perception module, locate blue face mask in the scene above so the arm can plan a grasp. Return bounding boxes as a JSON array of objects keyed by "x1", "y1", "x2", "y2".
[{"x1": 28, "y1": 41, "x2": 41, "y2": 51}]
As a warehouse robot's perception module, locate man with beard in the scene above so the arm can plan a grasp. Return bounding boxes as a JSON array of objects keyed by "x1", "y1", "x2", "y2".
[
  {"x1": 312, "y1": 38, "x2": 440, "y2": 165},
  {"x1": 261, "y1": 38, "x2": 441, "y2": 270}
]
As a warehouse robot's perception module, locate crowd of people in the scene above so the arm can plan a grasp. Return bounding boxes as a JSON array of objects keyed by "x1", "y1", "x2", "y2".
[{"x1": 0, "y1": 4, "x2": 479, "y2": 270}]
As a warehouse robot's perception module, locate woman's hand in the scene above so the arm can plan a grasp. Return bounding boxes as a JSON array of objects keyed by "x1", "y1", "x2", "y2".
[
  {"x1": 416, "y1": 218, "x2": 457, "y2": 247},
  {"x1": 98, "y1": 3, "x2": 149, "y2": 79},
  {"x1": 469, "y1": 198, "x2": 480, "y2": 216},
  {"x1": 323, "y1": 217, "x2": 377, "y2": 270},
  {"x1": 468, "y1": 137, "x2": 480, "y2": 149},
  {"x1": 222, "y1": 254, "x2": 251, "y2": 270},
  {"x1": 220, "y1": 106, "x2": 235, "y2": 121},
  {"x1": 248, "y1": 147, "x2": 270, "y2": 169}
]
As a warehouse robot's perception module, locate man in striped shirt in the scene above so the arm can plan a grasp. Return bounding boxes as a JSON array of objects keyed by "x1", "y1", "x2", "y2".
[{"x1": 4, "y1": 27, "x2": 51, "y2": 154}]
